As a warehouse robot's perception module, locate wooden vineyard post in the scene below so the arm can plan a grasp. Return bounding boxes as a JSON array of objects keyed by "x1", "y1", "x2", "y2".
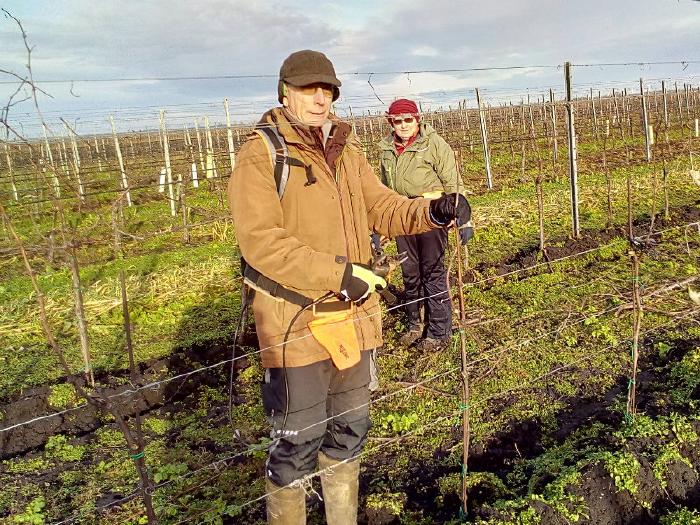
[
  {"x1": 626, "y1": 248, "x2": 643, "y2": 421},
  {"x1": 662, "y1": 81, "x2": 669, "y2": 143},
  {"x1": 452, "y1": 149, "x2": 471, "y2": 520},
  {"x1": 640, "y1": 79, "x2": 651, "y2": 162},
  {"x1": 686, "y1": 84, "x2": 693, "y2": 123},
  {"x1": 193, "y1": 118, "x2": 206, "y2": 176},
  {"x1": 59, "y1": 137, "x2": 71, "y2": 184},
  {"x1": 159, "y1": 110, "x2": 177, "y2": 217},
  {"x1": 42, "y1": 124, "x2": 60, "y2": 197},
  {"x1": 348, "y1": 106, "x2": 357, "y2": 135},
  {"x1": 549, "y1": 89, "x2": 558, "y2": 165},
  {"x1": 662, "y1": 159, "x2": 670, "y2": 221},
  {"x1": 184, "y1": 125, "x2": 199, "y2": 188},
  {"x1": 475, "y1": 88, "x2": 493, "y2": 190},
  {"x1": 109, "y1": 116, "x2": 132, "y2": 207},
  {"x1": 93, "y1": 134, "x2": 103, "y2": 172},
  {"x1": 591, "y1": 87, "x2": 599, "y2": 140},
  {"x1": 119, "y1": 269, "x2": 157, "y2": 523},
  {"x1": 466, "y1": 103, "x2": 474, "y2": 153},
  {"x1": 62, "y1": 119, "x2": 85, "y2": 201},
  {"x1": 612, "y1": 89, "x2": 621, "y2": 139},
  {"x1": 224, "y1": 98, "x2": 236, "y2": 172},
  {"x1": 4, "y1": 143, "x2": 18, "y2": 201},
  {"x1": 528, "y1": 106, "x2": 547, "y2": 254},
  {"x1": 204, "y1": 116, "x2": 217, "y2": 181},
  {"x1": 67, "y1": 244, "x2": 95, "y2": 386},
  {"x1": 603, "y1": 120, "x2": 613, "y2": 229},
  {"x1": 101, "y1": 138, "x2": 108, "y2": 165},
  {"x1": 564, "y1": 62, "x2": 580, "y2": 238},
  {"x1": 179, "y1": 166, "x2": 190, "y2": 244},
  {"x1": 204, "y1": 115, "x2": 224, "y2": 205}
]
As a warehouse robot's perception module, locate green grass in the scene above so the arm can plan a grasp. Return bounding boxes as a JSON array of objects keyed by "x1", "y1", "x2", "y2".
[{"x1": 0, "y1": 121, "x2": 698, "y2": 523}]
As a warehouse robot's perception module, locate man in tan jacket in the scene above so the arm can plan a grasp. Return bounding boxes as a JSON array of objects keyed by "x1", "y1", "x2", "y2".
[{"x1": 228, "y1": 49, "x2": 470, "y2": 524}]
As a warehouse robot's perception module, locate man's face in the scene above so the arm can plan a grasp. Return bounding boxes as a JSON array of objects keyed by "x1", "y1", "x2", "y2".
[
  {"x1": 391, "y1": 114, "x2": 419, "y2": 142},
  {"x1": 283, "y1": 83, "x2": 333, "y2": 126}
]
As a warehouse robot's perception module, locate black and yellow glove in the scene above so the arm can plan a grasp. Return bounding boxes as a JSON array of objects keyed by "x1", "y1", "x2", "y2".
[
  {"x1": 429, "y1": 193, "x2": 471, "y2": 226},
  {"x1": 340, "y1": 263, "x2": 387, "y2": 303}
]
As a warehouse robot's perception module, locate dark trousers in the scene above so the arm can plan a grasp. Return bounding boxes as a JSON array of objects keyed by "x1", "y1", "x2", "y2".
[
  {"x1": 396, "y1": 228, "x2": 452, "y2": 339},
  {"x1": 262, "y1": 352, "x2": 371, "y2": 486}
]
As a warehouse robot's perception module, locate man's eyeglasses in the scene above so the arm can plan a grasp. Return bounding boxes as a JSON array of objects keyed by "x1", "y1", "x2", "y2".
[
  {"x1": 294, "y1": 84, "x2": 334, "y2": 98},
  {"x1": 391, "y1": 117, "x2": 416, "y2": 125}
]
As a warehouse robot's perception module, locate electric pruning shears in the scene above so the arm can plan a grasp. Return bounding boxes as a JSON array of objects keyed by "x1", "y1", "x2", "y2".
[{"x1": 371, "y1": 251, "x2": 408, "y2": 305}]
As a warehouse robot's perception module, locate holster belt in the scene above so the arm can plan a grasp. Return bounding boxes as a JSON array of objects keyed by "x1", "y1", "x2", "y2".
[{"x1": 241, "y1": 259, "x2": 350, "y2": 313}]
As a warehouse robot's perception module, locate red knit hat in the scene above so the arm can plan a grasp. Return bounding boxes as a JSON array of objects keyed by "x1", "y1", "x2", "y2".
[{"x1": 387, "y1": 98, "x2": 419, "y2": 117}]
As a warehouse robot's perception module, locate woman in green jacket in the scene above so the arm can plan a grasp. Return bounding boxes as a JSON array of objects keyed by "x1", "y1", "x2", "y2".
[{"x1": 379, "y1": 98, "x2": 468, "y2": 350}]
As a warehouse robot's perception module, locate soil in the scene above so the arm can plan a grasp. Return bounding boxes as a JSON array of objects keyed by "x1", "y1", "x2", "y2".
[
  {"x1": 474, "y1": 200, "x2": 699, "y2": 280},
  {"x1": 0, "y1": 339, "x2": 241, "y2": 458},
  {"x1": 2, "y1": 201, "x2": 698, "y2": 523},
  {"x1": 357, "y1": 329, "x2": 700, "y2": 524}
]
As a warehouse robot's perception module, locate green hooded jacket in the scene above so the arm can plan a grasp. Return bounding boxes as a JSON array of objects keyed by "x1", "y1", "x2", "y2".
[{"x1": 378, "y1": 122, "x2": 461, "y2": 197}]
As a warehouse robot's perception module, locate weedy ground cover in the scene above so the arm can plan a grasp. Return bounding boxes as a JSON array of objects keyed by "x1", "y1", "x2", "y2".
[{"x1": 0, "y1": 104, "x2": 698, "y2": 523}]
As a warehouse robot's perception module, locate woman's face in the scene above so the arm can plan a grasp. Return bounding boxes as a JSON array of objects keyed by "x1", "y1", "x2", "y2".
[{"x1": 390, "y1": 114, "x2": 419, "y2": 142}]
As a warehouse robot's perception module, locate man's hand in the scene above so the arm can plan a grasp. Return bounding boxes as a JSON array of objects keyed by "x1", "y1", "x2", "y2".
[
  {"x1": 429, "y1": 193, "x2": 471, "y2": 226},
  {"x1": 340, "y1": 263, "x2": 387, "y2": 303}
]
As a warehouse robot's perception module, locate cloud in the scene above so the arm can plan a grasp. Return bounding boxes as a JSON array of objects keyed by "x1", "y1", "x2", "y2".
[
  {"x1": 1, "y1": 0, "x2": 700, "y2": 130},
  {"x1": 411, "y1": 46, "x2": 440, "y2": 58}
]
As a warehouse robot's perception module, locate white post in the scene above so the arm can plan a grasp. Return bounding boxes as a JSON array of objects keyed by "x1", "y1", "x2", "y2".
[
  {"x1": 564, "y1": 62, "x2": 580, "y2": 238},
  {"x1": 93, "y1": 134, "x2": 103, "y2": 172},
  {"x1": 158, "y1": 167, "x2": 166, "y2": 193},
  {"x1": 60, "y1": 138, "x2": 71, "y2": 181},
  {"x1": 591, "y1": 87, "x2": 599, "y2": 139},
  {"x1": 549, "y1": 88, "x2": 558, "y2": 163},
  {"x1": 109, "y1": 115, "x2": 132, "y2": 206},
  {"x1": 475, "y1": 87, "x2": 493, "y2": 190},
  {"x1": 348, "y1": 106, "x2": 357, "y2": 135},
  {"x1": 159, "y1": 110, "x2": 177, "y2": 217},
  {"x1": 4, "y1": 143, "x2": 18, "y2": 201},
  {"x1": 224, "y1": 98, "x2": 236, "y2": 172},
  {"x1": 42, "y1": 123, "x2": 60, "y2": 197},
  {"x1": 662, "y1": 80, "x2": 669, "y2": 142},
  {"x1": 640, "y1": 79, "x2": 651, "y2": 162},
  {"x1": 64, "y1": 121, "x2": 84, "y2": 200},
  {"x1": 204, "y1": 116, "x2": 217, "y2": 179},
  {"x1": 193, "y1": 118, "x2": 206, "y2": 175},
  {"x1": 184, "y1": 125, "x2": 199, "y2": 188}
]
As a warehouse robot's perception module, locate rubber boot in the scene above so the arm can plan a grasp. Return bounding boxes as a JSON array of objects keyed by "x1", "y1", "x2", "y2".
[
  {"x1": 266, "y1": 477, "x2": 306, "y2": 525},
  {"x1": 399, "y1": 321, "x2": 423, "y2": 346},
  {"x1": 318, "y1": 451, "x2": 360, "y2": 525}
]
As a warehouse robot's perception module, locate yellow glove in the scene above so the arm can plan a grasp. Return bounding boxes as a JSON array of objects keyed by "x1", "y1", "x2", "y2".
[{"x1": 340, "y1": 264, "x2": 387, "y2": 302}]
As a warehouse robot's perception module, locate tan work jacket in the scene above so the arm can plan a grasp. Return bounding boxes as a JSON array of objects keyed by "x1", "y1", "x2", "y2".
[{"x1": 228, "y1": 108, "x2": 437, "y2": 368}]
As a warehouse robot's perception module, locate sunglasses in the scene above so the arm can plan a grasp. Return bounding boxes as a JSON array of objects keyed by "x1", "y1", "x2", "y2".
[{"x1": 391, "y1": 116, "x2": 416, "y2": 125}]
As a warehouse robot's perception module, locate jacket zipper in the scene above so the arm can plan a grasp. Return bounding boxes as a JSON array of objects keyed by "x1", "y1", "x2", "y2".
[{"x1": 296, "y1": 143, "x2": 351, "y2": 261}]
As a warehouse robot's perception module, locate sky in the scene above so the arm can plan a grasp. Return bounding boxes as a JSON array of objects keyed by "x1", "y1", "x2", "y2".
[{"x1": 1, "y1": 0, "x2": 700, "y2": 136}]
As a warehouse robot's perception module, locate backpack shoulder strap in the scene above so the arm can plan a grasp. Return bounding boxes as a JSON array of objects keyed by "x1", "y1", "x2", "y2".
[{"x1": 254, "y1": 124, "x2": 290, "y2": 199}]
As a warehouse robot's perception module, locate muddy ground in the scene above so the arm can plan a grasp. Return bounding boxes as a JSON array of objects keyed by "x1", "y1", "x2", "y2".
[{"x1": 1, "y1": 202, "x2": 698, "y2": 524}]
